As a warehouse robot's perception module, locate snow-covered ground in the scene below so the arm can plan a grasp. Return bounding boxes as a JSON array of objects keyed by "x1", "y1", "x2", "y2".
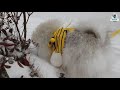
[{"x1": 6, "y1": 12, "x2": 120, "y2": 78}]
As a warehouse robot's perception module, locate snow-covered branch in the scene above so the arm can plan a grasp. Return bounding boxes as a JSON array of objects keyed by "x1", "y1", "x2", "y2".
[{"x1": 0, "y1": 12, "x2": 34, "y2": 78}]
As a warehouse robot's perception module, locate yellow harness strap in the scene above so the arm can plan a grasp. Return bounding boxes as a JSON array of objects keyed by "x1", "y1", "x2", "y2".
[
  {"x1": 48, "y1": 27, "x2": 75, "y2": 54},
  {"x1": 111, "y1": 29, "x2": 120, "y2": 38}
]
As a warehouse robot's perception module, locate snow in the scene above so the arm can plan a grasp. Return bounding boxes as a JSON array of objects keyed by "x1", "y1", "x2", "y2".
[
  {"x1": 5, "y1": 61, "x2": 31, "y2": 78},
  {"x1": 5, "y1": 12, "x2": 120, "y2": 78},
  {"x1": 0, "y1": 55, "x2": 3, "y2": 59},
  {"x1": 28, "y1": 54, "x2": 59, "y2": 78},
  {"x1": 5, "y1": 53, "x2": 59, "y2": 78}
]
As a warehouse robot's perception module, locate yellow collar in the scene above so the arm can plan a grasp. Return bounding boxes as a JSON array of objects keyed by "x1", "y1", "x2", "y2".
[{"x1": 48, "y1": 27, "x2": 75, "y2": 54}]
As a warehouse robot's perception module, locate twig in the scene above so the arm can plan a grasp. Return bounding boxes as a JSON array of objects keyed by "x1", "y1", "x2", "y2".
[
  {"x1": 7, "y1": 12, "x2": 22, "y2": 42},
  {"x1": 23, "y1": 12, "x2": 27, "y2": 40},
  {"x1": 18, "y1": 12, "x2": 22, "y2": 18},
  {"x1": 26, "y1": 12, "x2": 33, "y2": 24}
]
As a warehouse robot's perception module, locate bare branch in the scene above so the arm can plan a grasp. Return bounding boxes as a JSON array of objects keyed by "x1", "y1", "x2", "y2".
[
  {"x1": 23, "y1": 12, "x2": 27, "y2": 40},
  {"x1": 9, "y1": 12, "x2": 22, "y2": 42},
  {"x1": 18, "y1": 12, "x2": 22, "y2": 19},
  {"x1": 26, "y1": 12, "x2": 33, "y2": 24}
]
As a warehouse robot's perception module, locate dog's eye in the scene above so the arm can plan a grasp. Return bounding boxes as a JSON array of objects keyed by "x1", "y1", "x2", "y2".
[{"x1": 84, "y1": 30, "x2": 97, "y2": 38}]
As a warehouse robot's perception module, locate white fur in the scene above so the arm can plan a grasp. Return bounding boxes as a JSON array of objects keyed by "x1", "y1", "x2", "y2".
[
  {"x1": 32, "y1": 19, "x2": 63, "y2": 61},
  {"x1": 32, "y1": 19, "x2": 120, "y2": 78}
]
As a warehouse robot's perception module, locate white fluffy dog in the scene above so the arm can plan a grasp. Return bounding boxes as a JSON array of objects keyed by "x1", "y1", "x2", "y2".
[{"x1": 32, "y1": 19, "x2": 120, "y2": 78}]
